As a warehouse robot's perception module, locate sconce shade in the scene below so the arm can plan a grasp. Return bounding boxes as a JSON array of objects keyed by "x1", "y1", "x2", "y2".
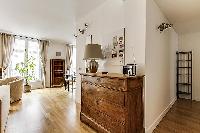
[{"x1": 84, "y1": 44, "x2": 103, "y2": 60}]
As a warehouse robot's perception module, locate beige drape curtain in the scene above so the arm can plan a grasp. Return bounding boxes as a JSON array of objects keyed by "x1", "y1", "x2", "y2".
[
  {"x1": 39, "y1": 40, "x2": 49, "y2": 88},
  {"x1": 66, "y1": 44, "x2": 73, "y2": 70},
  {"x1": 0, "y1": 33, "x2": 14, "y2": 76}
]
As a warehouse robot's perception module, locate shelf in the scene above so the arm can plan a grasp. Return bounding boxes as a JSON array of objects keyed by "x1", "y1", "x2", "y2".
[
  {"x1": 177, "y1": 51, "x2": 193, "y2": 100},
  {"x1": 54, "y1": 70, "x2": 63, "y2": 72},
  {"x1": 178, "y1": 67, "x2": 192, "y2": 68},
  {"x1": 177, "y1": 60, "x2": 192, "y2": 61},
  {"x1": 54, "y1": 71, "x2": 64, "y2": 73},
  {"x1": 50, "y1": 59, "x2": 65, "y2": 88},
  {"x1": 54, "y1": 77, "x2": 63, "y2": 78},
  {"x1": 178, "y1": 91, "x2": 191, "y2": 95},
  {"x1": 177, "y1": 83, "x2": 192, "y2": 85},
  {"x1": 52, "y1": 85, "x2": 63, "y2": 87},
  {"x1": 178, "y1": 74, "x2": 191, "y2": 75},
  {"x1": 54, "y1": 65, "x2": 63, "y2": 67},
  {"x1": 177, "y1": 52, "x2": 192, "y2": 54}
]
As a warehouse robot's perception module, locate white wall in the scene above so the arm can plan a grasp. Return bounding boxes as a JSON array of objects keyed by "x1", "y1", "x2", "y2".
[
  {"x1": 124, "y1": 0, "x2": 146, "y2": 74},
  {"x1": 76, "y1": 0, "x2": 146, "y2": 103},
  {"x1": 179, "y1": 32, "x2": 200, "y2": 101},
  {"x1": 76, "y1": 0, "x2": 125, "y2": 104},
  {"x1": 76, "y1": 35, "x2": 86, "y2": 103},
  {"x1": 145, "y1": 0, "x2": 178, "y2": 132},
  {"x1": 46, "y1": 41, "x2": 67, "y2": 87},
  {"x1": 77, "y1": 0, "x2": 125, "y2": 72}
]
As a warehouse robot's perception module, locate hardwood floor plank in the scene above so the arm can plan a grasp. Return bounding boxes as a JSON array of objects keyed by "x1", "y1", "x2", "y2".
[
  {"x1": 6, "y1": 88, "x2": 96, "y2": 133},
  {"x1": 154, "y1": 99, "x2": 200, "y2": 133}
]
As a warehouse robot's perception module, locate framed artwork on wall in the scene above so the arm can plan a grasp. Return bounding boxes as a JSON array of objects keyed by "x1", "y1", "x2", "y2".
[
  {"x1": 102, "y1": 28, "x2": 125, "y2": 66},
  {"x1": 56, "y1": 52, "x2": 61, "y2": 56}
]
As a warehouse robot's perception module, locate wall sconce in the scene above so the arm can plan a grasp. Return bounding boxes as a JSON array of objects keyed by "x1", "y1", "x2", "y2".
[
  {"x1": 158, "y1": 23, "x2": 173, "y2": 33},
  {"x1": 74, "y1": 23, "x2": 89, "y2": 38}
]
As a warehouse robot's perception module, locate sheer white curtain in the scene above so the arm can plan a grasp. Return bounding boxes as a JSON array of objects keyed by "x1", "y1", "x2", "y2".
[
  {"x1": 66, "y1": 44, "x2": 73, "y2": 71},
  {"x1": 71, "y1": 46, "x2": 76, "y2": 74},
  {"x1": 0, "y1": 33, "x2": 14, "y2": 76},
  {"x1": 39, "y1": 40, "x2": 49, "y2": 88},
  {"x1": 28, "y1": 40, "x2": 41, "y2": 80},
  {"x1": 9, "y1": 38, "x2": 25, "y2": 77}
]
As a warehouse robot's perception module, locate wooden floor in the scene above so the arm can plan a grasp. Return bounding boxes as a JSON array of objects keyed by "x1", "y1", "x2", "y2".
[
  {"x1": 6, "y1": 88, "x2": 200, "y2": 133},
  {"x1": 6, "y1": 88, "x2": 95, "y2": 133},
  {"x1": 154, "y1": 99, "x2": 200, "y2": 133}
]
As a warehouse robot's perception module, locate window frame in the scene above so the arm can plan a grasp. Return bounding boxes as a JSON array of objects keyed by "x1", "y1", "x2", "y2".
[{"x1": 9, "y1": 37, "x2": 42, "y2": 81}]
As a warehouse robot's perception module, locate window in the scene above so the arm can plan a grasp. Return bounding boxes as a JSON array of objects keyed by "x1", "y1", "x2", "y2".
[
  {"x1": 28, "y1": 40, "x2": 41, "y2": 80},
  {"x1": 9, "y1": 38, "x2": 41, "y2": 81},
  {"x1": 70, "y1": 45, "x2": 76, "y2": 75},
  {"x1": 9, "y1": 38, "x2": 26, "y2": 77}
]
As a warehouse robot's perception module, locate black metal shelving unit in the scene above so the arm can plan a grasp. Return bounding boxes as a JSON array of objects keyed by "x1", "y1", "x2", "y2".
[{"x1": 176, "y1": 51, "x2": 192, "y2": 100}]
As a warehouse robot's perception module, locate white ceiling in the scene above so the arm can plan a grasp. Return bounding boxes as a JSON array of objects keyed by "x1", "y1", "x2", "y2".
[
  {"x1": 155, "y1": 0, "x2": 200, "y2": 34},
  {"x1": 0, "y1": 0, "x2": 76, "y2": 43},
  {"x1": 2, "y1": 0, "x2": 199, "y2": 42},
  {"x1": 75, "y1": 0, "x2": 107, "y2": 20},
  {"x1": 0, "y1": 0, "x2": 107, "y2": 44}
]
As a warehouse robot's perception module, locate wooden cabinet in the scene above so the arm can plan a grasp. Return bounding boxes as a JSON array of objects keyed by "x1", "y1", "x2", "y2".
[
  {"x1": 50, "y1": 59, "x2": 65, "y2": 87},
  {"x1": 80, "y1": 73, "x2": 144, "y2": 133}
]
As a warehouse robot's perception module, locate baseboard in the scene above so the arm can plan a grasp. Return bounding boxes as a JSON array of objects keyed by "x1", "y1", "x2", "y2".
[
  {"x1": 193, "y1": 97, "x2": 200, "y2": 101},
  {"x1": 145, "y1": 97, "x2": 177, "y2": 133}
]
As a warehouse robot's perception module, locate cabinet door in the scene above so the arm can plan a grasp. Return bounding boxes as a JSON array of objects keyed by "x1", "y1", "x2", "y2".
[
  {"x1": 81, "y1": 81, "x2": 127, "y2": 133},
  {"x1": 51, "y1": 59, "x2": 65, "y2": 87},
  {"x1": 53, "y1": 77, "x2": 63, "y2": 86}
]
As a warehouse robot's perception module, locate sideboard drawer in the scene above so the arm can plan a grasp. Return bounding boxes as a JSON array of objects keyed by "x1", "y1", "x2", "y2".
[
  {"x1": 82, "y1": 76, "x2": 101, "y2": 84},
  {"x1": 82, "y1": 76, "x2": 126, "y2": 91},
  {"x1": 81, "y1": 82, "x2": 126, "y2": 107},
  {"x1": 100, "y1": 77, "x2": 126, "y2": 91}
]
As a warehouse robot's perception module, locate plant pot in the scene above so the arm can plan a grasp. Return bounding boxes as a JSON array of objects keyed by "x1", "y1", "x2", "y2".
[{"x1": 24, "y1": 85, "x2": 31, "y2": 93}]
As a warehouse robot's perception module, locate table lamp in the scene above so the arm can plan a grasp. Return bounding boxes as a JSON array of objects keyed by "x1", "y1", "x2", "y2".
[{"x1": 84, "y1": 43, "x2": 103, "y2": 73}]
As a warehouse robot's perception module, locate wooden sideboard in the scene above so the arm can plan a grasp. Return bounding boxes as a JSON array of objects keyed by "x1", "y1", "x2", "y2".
[{"x1": 80, "y1": 73, "x2": 144, "y2": 133}]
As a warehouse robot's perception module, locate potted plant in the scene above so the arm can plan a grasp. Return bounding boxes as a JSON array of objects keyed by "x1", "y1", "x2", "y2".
[{"x1": 15, "y1": 56, "x2": 36, "y2": 92}]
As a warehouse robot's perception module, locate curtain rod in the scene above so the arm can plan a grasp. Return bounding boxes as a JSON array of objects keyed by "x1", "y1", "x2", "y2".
[{"x1": 0, "y1": 32, "x2": 46, "y2": 42}]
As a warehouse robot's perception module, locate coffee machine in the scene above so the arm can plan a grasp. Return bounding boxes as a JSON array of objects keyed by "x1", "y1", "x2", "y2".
[{"x1": 123, "y1": 64, "x2": 136, "y2": 76}]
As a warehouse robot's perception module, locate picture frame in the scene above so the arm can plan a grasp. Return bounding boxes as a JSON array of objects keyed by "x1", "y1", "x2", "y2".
[{"x1": 102, "y1": 28, "x2": 125, "y2": 66}]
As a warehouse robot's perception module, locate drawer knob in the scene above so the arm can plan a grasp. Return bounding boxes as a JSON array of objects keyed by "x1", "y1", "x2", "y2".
[{"x1": 96, "y1": 100, "x2": 100, "y2": 105}]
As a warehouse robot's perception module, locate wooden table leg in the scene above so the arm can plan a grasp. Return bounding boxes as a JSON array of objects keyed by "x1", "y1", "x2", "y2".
[
  {"x1": 72, "y1": 77, "x2": 74, "y2": 93},
  {"x1": 68, "y1": 81, "x2": 69, "y2": 92},
  {"x1": 64, "y1": 79, "x2": 67, "y2": 90}
]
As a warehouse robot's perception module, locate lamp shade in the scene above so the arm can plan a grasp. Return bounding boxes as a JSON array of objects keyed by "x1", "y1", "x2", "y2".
[{"x1": 84, "y1": 44, "x2": 103, "y2": 60}]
